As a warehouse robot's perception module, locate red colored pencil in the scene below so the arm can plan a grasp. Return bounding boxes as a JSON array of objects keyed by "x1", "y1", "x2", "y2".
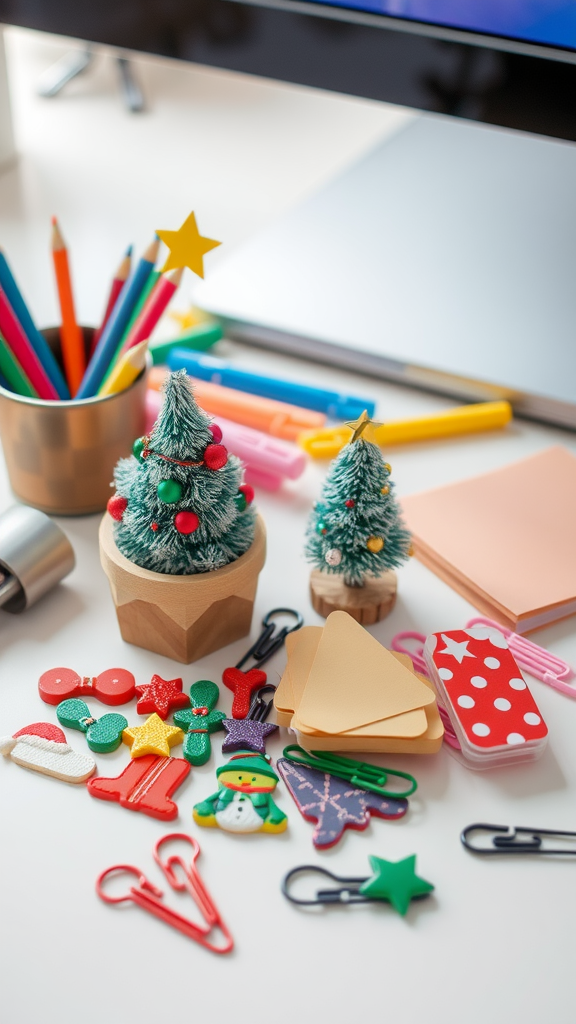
[
  {"x1": 115, "y1": 267, "x2": 183, "y2": 360},
  {"x1": 0, "y1": 286, "x2": 59, "y2": 399},
  {"x1": 90, "y1": 246, "x2": 133, "y2": 357}
]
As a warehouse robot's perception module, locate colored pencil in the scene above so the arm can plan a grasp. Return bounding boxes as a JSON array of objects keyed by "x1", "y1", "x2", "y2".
[
  {"x1": 51, "y1": 217, "x2": 86, "y2": 396},
  {"x1": 0, "y1": 332, "x2": 38, "y2": 397},
  {"x1": 98, "y1": 268, "x2": 159, "y2": 390},
  {"x1": 99, "y1": 339, "x2": 149, "y2": 397},
  {"x1": 0, "y1": 248, "x2": 70, "y2": 399},
  {"x1": 76, "y1": 237, "x2": 159, "y2": 399},
  {"x1": 0, "y1": 286, "x2": 59, "y2": 399},
  {"x1": 118, "y1": 267, "x2": 183, "y2": 359},
  {"x1": 90, "y1": 246, "x2": 133, "y2": 356}
]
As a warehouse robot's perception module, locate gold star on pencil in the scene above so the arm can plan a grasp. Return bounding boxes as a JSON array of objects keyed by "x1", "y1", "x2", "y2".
[
  {"x1": 122, "y1": 713, "x2": 184, "y2": 758},
  {"x1": 345, "y1": 410, "x2": 383, "y2": 443},
  {"x1": 156, "y1": 211, "x2": 221, "y2": 277}
]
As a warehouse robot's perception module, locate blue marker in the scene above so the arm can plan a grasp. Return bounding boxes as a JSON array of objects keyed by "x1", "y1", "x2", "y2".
[
  {"x1": 76, "y1": 238, "x2": 159, "y2": 399},
  {"x1": 166, "y1": 350, "x2": 376, "y2": 420},
  {"x1": 0, "y1": 249, "x2": 70, "y2": 399}
]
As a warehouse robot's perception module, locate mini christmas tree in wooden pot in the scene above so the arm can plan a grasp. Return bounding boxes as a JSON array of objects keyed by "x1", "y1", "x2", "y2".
[
  {"x1": 305, "y1": 411, "x2": 411, "y2": 625},
  {"x1": 100, "y1": 370, "x2": 266, "y2": 663}
]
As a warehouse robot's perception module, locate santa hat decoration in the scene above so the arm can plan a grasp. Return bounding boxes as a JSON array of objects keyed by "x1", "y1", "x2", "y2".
[{"x1": 0, "y1": 721, "x2": 96, "y2": 784}]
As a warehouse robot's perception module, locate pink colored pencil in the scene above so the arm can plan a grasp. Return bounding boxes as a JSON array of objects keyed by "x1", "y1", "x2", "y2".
[
  {"x1": 90, "y1": 246, "x2": 132, "y2": 357},
  {"x1": 0, "y1": 286, "x2": 59, "y2": 400},
  {"x1": 115, "y1": 267, "x2": 183, "y2": 362}
]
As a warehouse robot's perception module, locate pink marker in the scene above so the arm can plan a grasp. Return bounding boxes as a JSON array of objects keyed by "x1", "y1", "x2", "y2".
[{"x1": 145, "y1": 391, "x2": 306, "y2": 490}]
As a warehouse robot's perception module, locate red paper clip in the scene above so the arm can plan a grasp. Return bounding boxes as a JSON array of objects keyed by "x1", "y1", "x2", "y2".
[{"x1": 96, "y1": 833, "x2": 234, "y2": 954}]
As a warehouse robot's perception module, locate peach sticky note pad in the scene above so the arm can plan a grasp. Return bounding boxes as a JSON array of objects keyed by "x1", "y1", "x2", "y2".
[
  {"x1": 280, "y1": 611, "x2": 443, "y2": 754},
  {"x1": 402, "y1": 446, "x2": 576, "y2": 633}
]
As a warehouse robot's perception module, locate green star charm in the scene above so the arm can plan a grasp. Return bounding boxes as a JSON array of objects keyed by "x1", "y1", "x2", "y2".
[{"x1": 359, "y1": 855, "x2": 434, "y2": 915}]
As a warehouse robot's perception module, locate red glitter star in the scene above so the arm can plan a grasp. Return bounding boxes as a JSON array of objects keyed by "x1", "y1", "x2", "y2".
[{"x1": 135, "y1": 674, "x2": 190, "y2": 720}]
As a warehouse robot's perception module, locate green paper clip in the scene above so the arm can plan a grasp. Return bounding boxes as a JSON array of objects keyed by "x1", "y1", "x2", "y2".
[{"x1": 281, "y1": 745, "x2": 417, "y2": 800}]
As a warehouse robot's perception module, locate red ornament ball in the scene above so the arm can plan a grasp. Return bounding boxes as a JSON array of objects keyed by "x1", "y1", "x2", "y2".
[
  {"x1": 174, "y1": 511, "x2": 200, "y2": 535},
  {"x1": 204, "y1": 443, "x2": 228, "y2": 470},
  {"x1": 345, "y1": 499, "x2": 355, "y2": 508},
  {"x1": 239, "y1": 484, "x2": 255, "y2": 505},
  {"x1": 107, "y1": 494, "x2": 128, "y2": 521},
  {"x1": 209, "y1": 423, "x2": 223, "y2": 444},
  {"x1": 151, "y1": 522, "x2": 159, "y2": 532}
]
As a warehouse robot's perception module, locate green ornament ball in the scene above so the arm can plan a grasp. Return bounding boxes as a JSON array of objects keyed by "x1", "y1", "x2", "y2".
[
  {"x1": 234, "y1": 491, "x2": 248, "y2": 512},
  {"x1": 316, "y1": 520, "x2": 328, "y2": 536},
  {"x1": 132, "y1": 437, "x2": 146, "y2": 462},
  {"x1": 157, "y1": 479, "x2": 184, "y2": 504}
]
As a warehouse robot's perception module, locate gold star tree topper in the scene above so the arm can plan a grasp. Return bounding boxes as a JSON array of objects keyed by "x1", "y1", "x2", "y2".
[
  {"x1": 345, "y1": 409, "x2": 383, "y2": 444},
  {"x1": 156, "y1": 211, "x2": 221, "y2": 277},
  {"x1": 122, "y1": 713, "x2": 184, "y2": 758}
]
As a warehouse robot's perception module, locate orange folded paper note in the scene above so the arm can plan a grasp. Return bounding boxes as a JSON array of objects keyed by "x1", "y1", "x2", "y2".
[
  {"x1": 401, "y1": 446, "x2": 576, "y2": 633},
  {"x1": 275, "y1": 612, "x2": 443, "y2": 754}
]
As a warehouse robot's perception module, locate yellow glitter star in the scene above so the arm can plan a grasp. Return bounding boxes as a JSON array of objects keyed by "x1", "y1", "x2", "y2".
[
  {"x1": 122, "y1": 713, "x2": 184, "y2": 758},
  {"x1": 156, "y1": 211, "x2": 221, "y2": 277},
  {"x1": 345, "y1": 410, "x2": 383, "y2": 443}
]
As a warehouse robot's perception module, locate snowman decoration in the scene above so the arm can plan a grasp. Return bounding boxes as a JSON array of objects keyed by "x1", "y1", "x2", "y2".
[{"x1": 193, "y1": 752, "x2": 287, "y2": 834}]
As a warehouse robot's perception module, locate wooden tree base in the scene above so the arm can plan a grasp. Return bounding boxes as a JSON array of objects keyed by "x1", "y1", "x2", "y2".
[
  {"x1": 309, "y1": 569, "x2": 397, "y2": 625},
  {"x1": 99, "y1": 514, "x2": 266, "y2": 664}
]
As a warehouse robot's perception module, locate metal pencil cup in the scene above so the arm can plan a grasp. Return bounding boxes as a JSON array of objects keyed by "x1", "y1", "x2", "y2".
[{"x1": 0, "y1": 328, "x2": 148, "y2": 516}]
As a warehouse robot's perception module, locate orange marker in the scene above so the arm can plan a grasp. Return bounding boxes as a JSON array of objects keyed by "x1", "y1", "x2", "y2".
[
  {"x1": 51, "y1": 217, "x2": 85, "y2": 396},
  {"x1": 148, "y1": 366, "x2": 325, "y2": 440}
]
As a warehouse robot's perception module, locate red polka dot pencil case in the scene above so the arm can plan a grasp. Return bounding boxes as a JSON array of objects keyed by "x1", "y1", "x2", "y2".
[{"x1": 424, "y1": 626, "x2": 548, "y2": 770}]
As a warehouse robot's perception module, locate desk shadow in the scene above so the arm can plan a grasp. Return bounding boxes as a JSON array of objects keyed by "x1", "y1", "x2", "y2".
[
  {"x1": 0, "y1": 581, "x2": 85, "y2": 652},
  {"x1": 478, "y1": 744, "x2": 567, "y2": 801}
]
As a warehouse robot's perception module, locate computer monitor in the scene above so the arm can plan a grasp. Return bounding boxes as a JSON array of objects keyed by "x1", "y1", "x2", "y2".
[{"x1": 0, "y1": 1, "x2": 574, "y2": 139}]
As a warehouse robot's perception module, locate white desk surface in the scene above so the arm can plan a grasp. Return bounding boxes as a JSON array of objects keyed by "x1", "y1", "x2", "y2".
[{"x1": 1, "y1": 28, "x2": 576, "y2": 1024}]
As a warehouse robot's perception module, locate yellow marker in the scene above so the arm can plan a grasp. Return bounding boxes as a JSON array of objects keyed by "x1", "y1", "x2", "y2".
[
  {"x1": 99, "y1": 339, "x2": 149, "y2": 397},
  {"x1": 299, "y1": 400, "x2": 513, "y2": 458}
]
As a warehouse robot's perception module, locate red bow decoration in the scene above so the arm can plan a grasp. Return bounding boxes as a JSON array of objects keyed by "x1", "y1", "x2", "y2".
[
  {"x1": 222, "y1": 667, "x2": 267, "y2": 719},
  {"x1": 38, "y1": 667, "x2": 136, "y2": 707}
]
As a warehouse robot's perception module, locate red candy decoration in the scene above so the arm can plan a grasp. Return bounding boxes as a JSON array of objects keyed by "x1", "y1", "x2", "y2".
[
  {"x1": 38, "y1": 667, "x2": 136, "y2": 707},
  {"x1": 204, "y1": 444, "x2": 228, "y2": 470},
  {"x1": 174, "y1": 511, "x2": 200, "y2": 534},
  {"x1": 345, "y1": 499, "x2": 355, "y2": 508},
  {"x1": 107, "y1": 494, "x2": 128, "y2": 521},
  {"x1": 222, "y1": 667, "x2": 268, "y2": 719},
  {"x1": 209, "y1": 423, "x2": 223, "y2": 444},
  {"x1": 239, "y1": 484, "x2": 255, "y2": 505}
]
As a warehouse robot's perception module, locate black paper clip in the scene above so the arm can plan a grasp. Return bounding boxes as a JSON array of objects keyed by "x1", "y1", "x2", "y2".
[
  {"x1": 461, "y1": 823, "x2": 576, "y2": 856},
  {"x1": 247, "y1": 684, "x2": 277, "y2": 722},
  {"x1": 235, "y1": 608, "x2": 303, "y2": 671},
  {"x1": 282, "y1": 865, "x2": 379, "y2": 906}
]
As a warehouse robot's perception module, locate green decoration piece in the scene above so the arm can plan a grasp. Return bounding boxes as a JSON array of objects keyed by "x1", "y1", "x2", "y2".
[
  {"x1": 157, "y1": 478, "x2": 183, "y2": 504},
  {"x1": 132, "y1": 437, "x2": 145, "y2": 462},
  {"x1": 359, "y1": 854, "x2": 434, "y2": 915},
  {"x1": 305, "y1": 415, "x2": 411, "y2": 587},
  {"x1": 110, "y1": 370, "x2": 256, "y2": 574},
  {"x1": 150, "y1": 321, "x2": 223, "y2": 365},
  {"x1": 233, "y1": 491, "x2": 247, "y2": 512},
  {"x1": 173, "y1": 679, "x2": 225, "y2": 766},
  {"x1": 193, "y1": 752, "x2": 288, "y2": 834},
  {"x1": 56, "y1": 698, "x2": 128, "y2": 754}
]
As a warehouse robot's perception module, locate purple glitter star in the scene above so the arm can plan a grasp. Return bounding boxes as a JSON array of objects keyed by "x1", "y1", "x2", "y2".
[{"x1": 221, "y1": 718, "x2": 278, "y2": 755}]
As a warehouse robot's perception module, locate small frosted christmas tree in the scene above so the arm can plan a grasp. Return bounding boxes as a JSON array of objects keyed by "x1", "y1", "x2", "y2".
[
  {"x1": 305, "y1": 411, "x2": 411, "y2": 621},
  {"x1": 107, "y1": 370, "x2": 256, "y2": 575}
]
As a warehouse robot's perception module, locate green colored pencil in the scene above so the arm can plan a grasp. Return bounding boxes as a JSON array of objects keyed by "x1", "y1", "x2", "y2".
[{"x1": 0, "y1": 333, "x2": 38, "y2": 397}]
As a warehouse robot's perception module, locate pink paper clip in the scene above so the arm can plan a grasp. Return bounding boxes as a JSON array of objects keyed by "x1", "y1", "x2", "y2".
[
  {"x1": 465, "y1": 617, "x2": 576, "y2": 699},
  {"x1": 96, "y1": 833, "x2": 234, "y2": 954}
]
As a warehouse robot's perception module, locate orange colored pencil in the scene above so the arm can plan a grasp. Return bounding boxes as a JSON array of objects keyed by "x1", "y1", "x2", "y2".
[{"x1": 51, "y1": 217, "x2": 85, "y2": 396}]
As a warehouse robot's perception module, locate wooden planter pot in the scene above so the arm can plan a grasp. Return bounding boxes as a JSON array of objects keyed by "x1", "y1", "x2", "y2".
[{"x1": 99, "y1": 514, "x2": 266, "y2": 664}]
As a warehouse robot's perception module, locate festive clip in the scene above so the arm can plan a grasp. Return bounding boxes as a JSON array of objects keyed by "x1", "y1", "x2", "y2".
[
  {"x1": 282, "y1": 855, "x2": 434, "y2": 916},
  {"x1": 135, "y1": 673, "x2": 190, "y2": 719},
  {"x1": 223, "y1": 607, "x2": 303, "y2": 718}
]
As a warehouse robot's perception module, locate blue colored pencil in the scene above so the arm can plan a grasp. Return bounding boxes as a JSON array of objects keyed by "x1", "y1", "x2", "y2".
[
  {"x1": 76, "y1": 238, "x2": 159, "y2": 399},
  {"x1": 0, "y1": 248, "x2": 71, "y2": 400}
]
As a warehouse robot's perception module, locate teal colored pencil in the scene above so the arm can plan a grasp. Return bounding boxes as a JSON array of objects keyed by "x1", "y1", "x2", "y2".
[
  {"x1": 0, "y1": 333, "x2": 38, "y2": 397},
  {"x1": 76, "y1": 237, "x2": 159, "y2": 399}
]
